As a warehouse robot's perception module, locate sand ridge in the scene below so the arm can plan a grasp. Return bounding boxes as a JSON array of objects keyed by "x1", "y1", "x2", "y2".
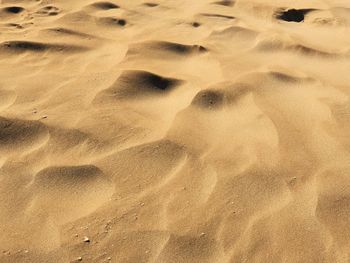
[{"x1": 1, "y1": 0, "x2": 350, "y2": 262}]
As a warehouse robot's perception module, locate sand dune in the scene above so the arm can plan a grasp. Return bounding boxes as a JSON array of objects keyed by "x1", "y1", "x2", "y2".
[{"x1": 1, "y1": 0, "x2": 350, "y2": 262}]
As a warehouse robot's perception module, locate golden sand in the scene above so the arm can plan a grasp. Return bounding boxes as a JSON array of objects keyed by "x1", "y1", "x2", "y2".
[{"x1": 1, "y1": 0, "x2": 350, "y2": 262}]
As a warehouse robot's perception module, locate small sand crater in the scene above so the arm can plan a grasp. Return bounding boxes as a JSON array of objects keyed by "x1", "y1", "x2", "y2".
[
  {"x1": 36, "y1": 5, "x2": 60, "y2": 16},
  {"x1": 212, "y1": 0, "x2": 235, "y2": 7},
  {"x1": 154, "y1": 42, "x2": 207, "y2": 54},
  {"x1": 3, "y1": 6, "x2": 24, "y2": 14},
  {"x1": 143, "y1": 3, "x2": 159, "y2": 7},
  {"x1": 276, "y1": 8, "x2": 315, "y2": 22},
  {"x1": 0, "y1": 40, "x2": 88, "y2": 53},
  {"x1": 90, "y1": 2, "x2": 120, "y2": 10},
  {"x1": 98, "y1": 17, "x2": 127, "y2": 27}
]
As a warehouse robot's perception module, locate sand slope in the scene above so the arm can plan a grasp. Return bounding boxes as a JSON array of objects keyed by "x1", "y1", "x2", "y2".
[{"x1": 1, "y1": 0, "x2": 350, "y2": 262}]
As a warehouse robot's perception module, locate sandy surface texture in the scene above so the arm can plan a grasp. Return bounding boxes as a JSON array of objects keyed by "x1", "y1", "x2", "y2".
[{"x1": 1, "y1": 0, "x2": 350, "y2": 262}]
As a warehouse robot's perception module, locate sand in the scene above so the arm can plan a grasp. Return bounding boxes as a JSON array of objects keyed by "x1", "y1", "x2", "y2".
[{"x1": 0, "y1": 0, "x2": 350, "y2": 262}]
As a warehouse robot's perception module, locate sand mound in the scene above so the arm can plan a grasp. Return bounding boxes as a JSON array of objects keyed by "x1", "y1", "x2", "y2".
[
  {"x1": 127, "y1": 41, "x2": 207, "y2": 58},
  {"x1": 94, "y1": 70, "x2": 183, "y2": 102},
  {"x1": 30, "y1": 165, "x2": 114, "y2": 223},
  {"x1": 0, "y1": 117, "x2": 48, "y2": 152}
]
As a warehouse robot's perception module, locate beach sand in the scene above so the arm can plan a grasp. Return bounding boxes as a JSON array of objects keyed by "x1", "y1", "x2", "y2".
[{"x1": 1, "y1": 0, "x2": 350, "y2": 262}]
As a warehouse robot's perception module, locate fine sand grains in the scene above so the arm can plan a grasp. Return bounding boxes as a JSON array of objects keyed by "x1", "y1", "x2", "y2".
[{"x1": 1, "y1": 0, "x2": 350, "y2": 262}]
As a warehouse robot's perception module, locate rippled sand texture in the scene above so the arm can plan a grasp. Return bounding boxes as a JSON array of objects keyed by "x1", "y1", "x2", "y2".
[{"x1": 1, "y1": 0, "x2": 350, "y2": 262}]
